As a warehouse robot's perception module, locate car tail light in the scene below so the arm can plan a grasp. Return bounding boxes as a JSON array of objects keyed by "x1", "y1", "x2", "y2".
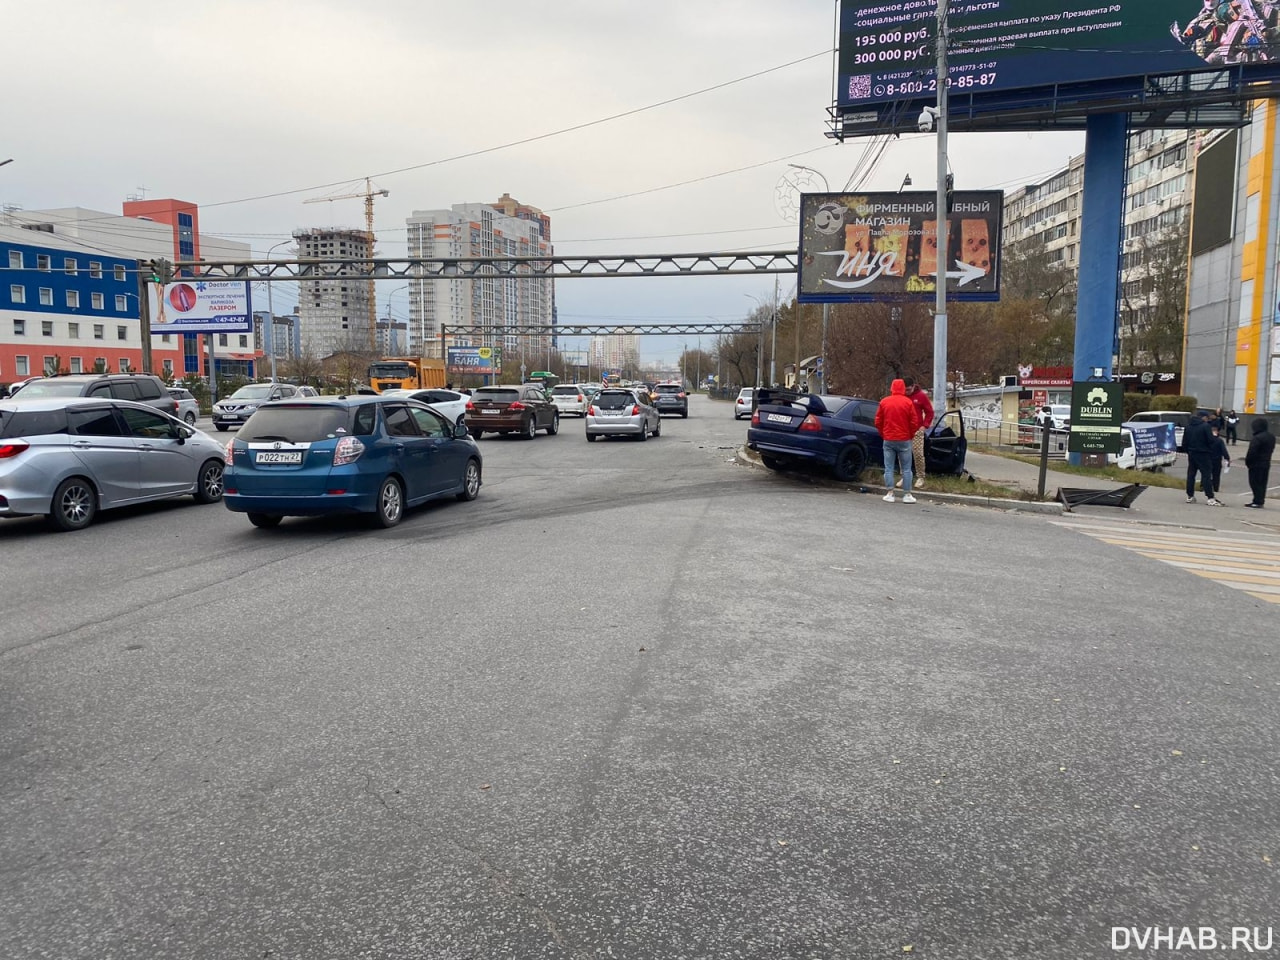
[
  {"x1": 588, "y1": 405, "x2": 597, "y2": 415},
  {"x1": 750, "y1": 411, "x2": 760, "y2": 425},
  {"x1": 0, "y1": 441, "x2": 30, "y2": 459},
  {"x1": 677, "y1": 392, "x2": 686, "y2": 398},
  {"x1": 170, "y1": 400, "x2": 179, "y2": 413},
  {"x1": 333, "y1": 436, "x2": 366, "y2": 466},
  {"x1": 799, "y1": 415, "x2": 822, "y2": 432},
  {"x1": 225, "y1": 440, "x2": 235, "y2": 461},
  {"x1": 509, "y1": 401, "x2": 526, "y2": 411},
  {"x1": 577, "y1": 394, "x2": 584, "y2": 402},
  {"x1": 630, "y1": 405, "x2": 640, "y2": 416},
  {"x1": 465, "y1": 401, "x2": 475, "y2": 412}
]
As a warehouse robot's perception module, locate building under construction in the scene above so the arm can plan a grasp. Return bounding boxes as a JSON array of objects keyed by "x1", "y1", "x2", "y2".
[{"x1": 292, "y1": 227, "x2": 374, "y2": 359}]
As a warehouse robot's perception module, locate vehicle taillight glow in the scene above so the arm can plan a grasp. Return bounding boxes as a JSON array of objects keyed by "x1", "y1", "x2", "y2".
[
  {"x1": 678, "y1": 392, "x2": 686, "y2": 398},
  {"x1": 508, "y1": 401, "x2": 526, "y2": 411},
  {"x1": 225, "y1": 440, "x2": 235, "y2": 461},
  {"x1": 631, "y1": 405, "x2": 640, "y2": 416},
  {"x1": 577, "y1": 394, "x2": 584, "y2": 402},
  {"x1": 799, "y1": 415, "x2": 822, "y2": 432},
  {"x1": 0, "y1": 441, "x2": 30, "y2": 459},
  {"x1": 465, "y1": 401, "x2": 475, "y2": 412},
  {"x1": 333, "y1": 436, "x2": 366, "y2": 466},
  {"x1": 588, "y1": 405, "x2": 597, "y2": 415},
  {"x1": 750, "y1": 411, "x2": 760, "y2": 425}
]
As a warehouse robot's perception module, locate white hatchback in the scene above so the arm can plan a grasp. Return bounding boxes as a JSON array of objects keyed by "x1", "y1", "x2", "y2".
[
  {"x1": 550, "y1": 384, "x2": 590, "y2": 417},
  {"x1": 734, "y1": 388, "x2": 756, "y2": 420}
]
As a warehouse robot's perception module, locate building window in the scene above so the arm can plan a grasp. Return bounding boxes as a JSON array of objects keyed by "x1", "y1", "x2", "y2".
[
  {"x1": 70, "y1": 357, "x2": 83, "y2": 373},
  {"x1": 238, "y1": 335, "x2": 248, "y2": 348},
  {"x1": 91, "y1": 292, "x2": 104, "y2": 310},
  {"x1": 15, "y1": 356, "x2": 29, "y2": 376},
  {"x1": 8, "y1": 251, "x2": 21, "y2": 270},
  {"x1": 64, "y1": 257, "x2": 77, "y2": 275},
  {"x1": 114, "y1": 265, "x2": 127, "y2": 282},
  {"x1": 117, "y1": 325, "x2": 127, "y2": 340},
  {"x1": 160, "y1": 334, "x2": 171, "y2": 343},
  {"x1": 68, "y1": 322, "x2": 80, "y2": 339},
  {"x1": 44, "y1": 356, "x2": 58, "y2": 375},
  {"x1": 95, "y1": 357, "x2": 106, "y2": 371},
  {"x1": 37, "y1": 254, "x2": 51, "y2": 272},
  {"x1": 10, "y1": 284, "x2": 24, "y2": 304},
  {"x1": 218, "y1": 334, "x2": 228, "y2": 346},
  {"x1": 162, "y1": 359, "x2": 173, "y2": 377},
  {"x1": 94, "y1": 324, "x2": 104, "y2": 340},
  {"x1": 119, "y1": 358, "x2": 130, "y2": 373},
  {"x1": 115, "y1": 295, "x2": 127, "y2": 311},
  {"x1": 39, "y1": 287, "x2": 53, "y2": 306},
  {"x1": 42, "y1": 321, "x2": 53, "y2": 337},
  {"x1": 66, "y1": 290, "x2": 80, "y2": 309},
  {"x1": 13, "y1": 318, "x2": 25, "y2": 335},
  {"x1": 89, "y1": 261, "x2": 102, "y2": 278}
]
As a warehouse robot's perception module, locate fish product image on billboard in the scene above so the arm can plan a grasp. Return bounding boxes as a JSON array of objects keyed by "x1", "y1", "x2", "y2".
[{"x1": 797, "y1": 191, "x2": 1003, "y2": 303}]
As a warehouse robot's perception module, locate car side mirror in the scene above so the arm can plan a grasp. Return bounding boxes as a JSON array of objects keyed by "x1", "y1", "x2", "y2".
[
  {"x1": 270, "y1": 392, "x2": 281, "y2": 400},
  {"x1": 454, "y1": 422, "x2": 469, "y2": 439}
]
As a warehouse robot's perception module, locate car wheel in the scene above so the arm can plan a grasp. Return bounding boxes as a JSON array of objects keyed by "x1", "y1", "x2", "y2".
[
  {"x1": 456, "y1": 414, "x2": 466, "y2": 430},
  {"x1": 48, "y1": 477, "x2": 97, "y2": 532},
  {"x1": 215, "y1": 425, "x2": 229, "y2": 432},
  {"x1": 247, "y1": 512, "x2": 282, "y2": 529},
  {"x1": 184, "y1": 411, "x2": 197, "y2": 425},
  {"x1": 522, "y1": 416, "x2": 537, "y2": 440},
  {"x1": 194, "y1": 459, "x2": 225, "y2": 504},
  {"x1": 586, "y1": 433, "x2": 598, "y2": 442},
  {"x1": 832, "y1": 444, "x2": 867, "y2": 483},
  {"x1": 456, "y1": 458, "x2": 481, "y2": 501},
  {"x1": 681, "y1": 409, "x2": 688, "y2": 418},
  {"x1": 373, "y1": 476, "x2": 404, "y2": 528},
  {"x1": 761, "y1": 455, "x2": 785, "y2": 471},
  {"x1": 637, "y1": 423, "x2": 648, "y2": 442},
  {"x1": 547, "y1": 412, "x2": 560, "y2": 436},
  {"x1": 653, "y1": 418, "x2": 661, "y2": 437},
  {"x1": 471, "y1": 429, "x2": 484, "y2": 440}
]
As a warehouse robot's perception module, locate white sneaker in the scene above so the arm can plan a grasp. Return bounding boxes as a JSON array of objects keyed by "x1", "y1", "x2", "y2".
[
  {"x1": 882, "y1": 492, "x2": 896, "y2": 503},
  {"x1": 1205, "y1": 498, "x2": 1223, "y2": 506},
  {"x1": 903, "y1": 493, "x2": 917, "y2": 504},
  {"x1": 1186, "y1": 496, "x2": 1196, "y2": 504}
]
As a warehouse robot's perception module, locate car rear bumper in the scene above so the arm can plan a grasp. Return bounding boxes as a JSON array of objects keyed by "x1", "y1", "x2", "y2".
[
  {"x1": 746, "y1": 435, "x2": 835, "y2": 466},
  {"x1": 224, "y1": 490, "x2": 377, "y2": 516},
  {"x1": 586, "y1": 420, "x2": 644, "y2": 435},
  {"x1": 469, "y1": 415, "x2": 524, "y2": 430}
]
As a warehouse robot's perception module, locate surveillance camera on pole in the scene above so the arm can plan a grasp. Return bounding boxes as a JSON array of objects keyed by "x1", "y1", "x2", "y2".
[{"x1": 917, "y1": 106, "x2": 939, "y2": 133}]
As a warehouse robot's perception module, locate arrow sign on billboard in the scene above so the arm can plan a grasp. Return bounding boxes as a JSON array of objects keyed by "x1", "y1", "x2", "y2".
[{"x1": 924, "y1": 260, "x2": 988, "y2": 287}]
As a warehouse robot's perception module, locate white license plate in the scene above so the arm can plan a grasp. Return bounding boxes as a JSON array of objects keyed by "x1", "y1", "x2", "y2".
[
  {"x1": 256, "y1": 451, "x2": 303, "y2": 464},
  {"x1": 481, "y1": 409, "x2": 501, "y2": 415},
  {"x1": 766, "y1": 413, "x2": 792, "y2": 423}
]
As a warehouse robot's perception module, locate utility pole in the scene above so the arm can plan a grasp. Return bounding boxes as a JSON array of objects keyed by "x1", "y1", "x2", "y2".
[
  {"x1": 770, "y1": 274, "x2": 779, "y2": 387},
  {"x1": 136, "y1": 260, "x2": 153, "y2": 374},
  {"x1": 932, "y1": 0, "x2": 950, "y2": 417}
]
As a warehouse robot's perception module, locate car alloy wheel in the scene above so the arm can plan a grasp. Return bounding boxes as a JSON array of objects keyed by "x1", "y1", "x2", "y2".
[
  {"x1": 833, "y1": 444, "x2": 867, "y2": 483},
  {"x1": 547, "y1": 413, "x2": 559, "y2": 436},
  {"x1": 184, "y1": 411, "x2": 197, "y2": 425},
  {"x1": 457, "y1": 459, "x2": 481, "y2": 501},
  {"x1": 374, "y1": 476, "x2": 404, "y2": 527},
  {"x1": 523, "y1": 416, "x2": 537, "y2": 440},
  {"x1": 195, "y1": 459, "x2": 225, "y2": 503},
  {"x1": 49, "y1": 477, "x2": 97, "y2": 532}
]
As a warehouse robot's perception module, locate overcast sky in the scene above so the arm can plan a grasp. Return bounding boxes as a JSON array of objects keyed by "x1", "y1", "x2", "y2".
[{"x1": 4, "y1": 1, "x2": 1083, "y2": 367}]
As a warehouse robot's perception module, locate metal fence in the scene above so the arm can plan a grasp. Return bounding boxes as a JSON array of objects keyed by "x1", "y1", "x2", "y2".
[{"x1": 967, "y1": 416, "x2": 1069, "y2": 459}]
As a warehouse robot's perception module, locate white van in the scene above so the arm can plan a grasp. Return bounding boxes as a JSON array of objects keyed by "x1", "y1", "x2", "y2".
[{"x1": 1108, "y1": 422, "x2": 1178, "y2": 471}]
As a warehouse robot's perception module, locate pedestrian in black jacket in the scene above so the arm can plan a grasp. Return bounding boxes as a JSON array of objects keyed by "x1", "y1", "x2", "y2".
[
  {"x1": 1225, "y1": 409, "x2": 1240, "y2": 445},
  {"x1": 1244, "y1": 417, "x2": 1276, "y2": 509},
  {"x1": 1184, "y1": 412, "x2": 1222, "y2": 506}
]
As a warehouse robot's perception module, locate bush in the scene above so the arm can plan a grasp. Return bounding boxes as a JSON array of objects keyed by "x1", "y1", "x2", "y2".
[{"x1": 1123, "y1": 393, "x2": 1198, "y2": 419}]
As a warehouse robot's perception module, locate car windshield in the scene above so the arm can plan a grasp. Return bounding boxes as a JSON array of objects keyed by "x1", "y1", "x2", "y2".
[
  {"x1": 229, "y1": 384, "x2": 276, "y2": 401},
  {"x1": 551, "y1": 386, "x2": 581, "y2": 396},
  {"x1": 237, "y1": 405, "x2": 352, "y2": 442},
  {"x1": 656, "y1": 385, "x2": 682, "y2": 394},
  {"x1": 738, "y1": 389, "x2": 754, "y2": 399},
  {"x1": 596, "y1": 391, "x2": 636, "y2": 409},
  {"x1": 11, "y1": 380, "x2": 85, "y2": 397},
  {"x1": 472, "y1": 389, "x2": 519, "y2": 403}
]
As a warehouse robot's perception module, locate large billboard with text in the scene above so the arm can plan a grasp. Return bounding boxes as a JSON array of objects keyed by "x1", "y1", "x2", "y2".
[
  {"x1": 447, "y1": 346, "x2": 500, "y2": 375},
  {"x1": 836, "y1": 1, "x2": 1280, "y2": 134},
  {"x1": 146, "y1": 280, "x2": 252, "y2": 334},
  {"x1": 797, "y1": 191, "x2": 1002, "y2": 303}
]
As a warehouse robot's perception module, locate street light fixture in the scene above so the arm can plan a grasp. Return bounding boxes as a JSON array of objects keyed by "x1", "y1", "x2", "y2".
[{"x1": 786, "y1": 164, "x2": 832, "y2": 393}]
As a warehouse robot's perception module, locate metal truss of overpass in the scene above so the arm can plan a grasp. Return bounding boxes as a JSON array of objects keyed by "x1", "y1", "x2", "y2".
[
  {"x1": 176, "y1": 250, "x2": 799, "y2": 281},
  {"x1": 442, "y1": 323, "x2": 759, "y2": 338}
]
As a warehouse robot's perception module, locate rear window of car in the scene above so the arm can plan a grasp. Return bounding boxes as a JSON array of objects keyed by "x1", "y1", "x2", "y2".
[
  {"x1": 0, "y1": 408, "x2": 69, "y2": 438},
  {"x1": 134, "y1": 379, "x2": 162, "y2": 400},
  {"x1": 167, "y1": 388, "x2": 192, "y2": 399},
  {"x1": 596, "y1": 391, "x2": 636, "y2": 409},
  {"x1": 737, "y1": 389, "x2": 754, "y2": 399},
  {"x1": 238, "y1": 405, "x2": 354, "y2": 442},
  {"x1": 472, "y1": 389, "x2": 520, "y2": 404},
  {"x1": 10, "y1": 380, "x2": 87, "y2": 397},
  {"x1": 551, "y1": 386, "x2": 581, "y2": 396},
  {"x1": 656, "y1": 385, "x2": 682, "y2": 394}
]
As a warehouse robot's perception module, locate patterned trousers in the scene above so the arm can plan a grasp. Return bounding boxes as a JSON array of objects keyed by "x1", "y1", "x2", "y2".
[{"x1": 912, "y1": 428, "x2": 927, "y2": 478}]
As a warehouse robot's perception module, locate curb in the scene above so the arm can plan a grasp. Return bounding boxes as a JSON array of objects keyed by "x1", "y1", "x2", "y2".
[{"x1": 737, "y1": 446, "x2": 1065, "y2": 515}]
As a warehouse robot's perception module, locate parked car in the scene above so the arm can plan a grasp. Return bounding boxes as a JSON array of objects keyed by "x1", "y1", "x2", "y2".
[
  {"x1": 465, "y1": 384, "x2": 560, "y2": 439},
  {"x1": 585, "y1": 388, "x2": 661, "y2": 441},
  {"x1": 0, "y1": 397, "x2": 225, "y2": 531},
  {"x1": 223, "y1": 396, "x2": 482, "y2": 529},
  {"x1": 296, "y1": 385, "x2": 320, "y2": 398},
  {"x1": 4, "y1": 376, "x2": 44, "y2": 398},
  {"x1": 1127, "y1": 410, "x2": 1192, "y2": 451},
  {"x1": 167, "y1": 387, "x2": 200, "y2": 425},
  {"x1": 550, "y1": 384, "x2": 591, "y2": 417},
  {"x1": 733, "y1": 387, "x2": 755, "y2": 420},
  {"x1": 746, "y1": 389, "x2": 967, "y2": 482},
  {"x1": 212, "y1": 382, "x2": 299, "y2": 431},
  {"x1": 1034, "y1": 404, "x2": 1071, "y2": 430},
  {"x1": 12, "y1": 374, "x2": 180, "y2": 418},
  {"x1": 380, "y1": 388, "x2": 469, "y2": 427},
  {"x1": 652, "y1": 382, "x2": 689, "y2": 417}
]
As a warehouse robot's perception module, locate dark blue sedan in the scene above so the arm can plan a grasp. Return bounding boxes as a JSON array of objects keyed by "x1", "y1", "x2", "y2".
[
  {"x1": 223, "y1": 395, "x2": 482, "y2": 528},
  {"x1": 745, "y1": 390, "x2": 966, "y2": 482}
]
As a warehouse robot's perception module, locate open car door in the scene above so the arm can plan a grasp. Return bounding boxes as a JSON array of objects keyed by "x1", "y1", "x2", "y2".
[{"x1": 925, "y1": 409, "x2": 967, "y2": 476}]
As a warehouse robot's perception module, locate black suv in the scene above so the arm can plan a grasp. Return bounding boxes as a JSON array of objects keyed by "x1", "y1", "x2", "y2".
[
  {"x1": 8, "y1": 374, "x2": 180, "y2": 418},
  {"x1": 652, "y1": 383, "x2": 689, "y2": 417}
]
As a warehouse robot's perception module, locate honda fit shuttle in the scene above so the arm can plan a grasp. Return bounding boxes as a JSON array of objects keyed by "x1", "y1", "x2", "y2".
[{"x1": 223, "y1": 396, "x2": 482, "y2": 528}]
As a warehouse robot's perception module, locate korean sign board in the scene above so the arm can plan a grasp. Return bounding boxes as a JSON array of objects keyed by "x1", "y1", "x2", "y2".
[
  {"x1": 146, "y1": 280, "x2": 252, "y2": 334},
  {"x1": 1068, "y1": 381, "x2": 1123, "y2": 455},
  {"x1": 798, "y1": 191, "x2": 1002, "y2": 303},
  {"x1": 447, "y1": 346, "x2": 500, "y2": 375}
]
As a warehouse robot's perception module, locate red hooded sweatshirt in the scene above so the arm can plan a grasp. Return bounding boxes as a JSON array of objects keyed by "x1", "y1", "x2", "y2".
[{"x1": 875, "y1": 378, "x2": 921, "y2": 441}]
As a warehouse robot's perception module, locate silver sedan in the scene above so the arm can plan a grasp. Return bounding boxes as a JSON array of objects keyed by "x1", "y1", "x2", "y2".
[{"x1": 585, "y1": 388, "x2": 661, "y2": 442}]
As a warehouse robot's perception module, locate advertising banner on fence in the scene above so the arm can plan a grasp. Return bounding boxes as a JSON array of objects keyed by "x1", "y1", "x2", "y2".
[
  {"x1": 146, "y1": 280, "x2": 252, "y2": 334},
  {"x1": 1068, "y1": 381, "x2": 1123, "y2": 455},
  {"x1": 798, "y1": 191, "x2": 1002, "y2": 303},
  {"x1": 447, "y1": 346, "x2": 499, "y2": 375},
  {"x1": 1127, "y1": 421, "x2": 1178, "y2": 470}
]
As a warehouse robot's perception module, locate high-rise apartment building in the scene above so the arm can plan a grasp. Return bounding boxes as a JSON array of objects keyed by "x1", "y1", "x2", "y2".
[
  {"x1": 589, "y1": 331, "x2": 641, "y2": 374},
  {"x1": 292, "y1": 228, "x2": 373, "y2": 359},
  {"x1": 405, "y1": 194, "x2": 553, "y2": 361}
]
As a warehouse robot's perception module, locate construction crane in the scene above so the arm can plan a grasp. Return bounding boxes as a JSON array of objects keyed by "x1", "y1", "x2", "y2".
[{"x1": 304, "y1": 178, "x2": 389, "y2": 353}]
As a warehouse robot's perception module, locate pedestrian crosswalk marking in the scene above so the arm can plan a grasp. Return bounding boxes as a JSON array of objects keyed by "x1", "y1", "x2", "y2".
[{"x1": 1051, "y1": 520, "x2": 1280, "y2": 605}]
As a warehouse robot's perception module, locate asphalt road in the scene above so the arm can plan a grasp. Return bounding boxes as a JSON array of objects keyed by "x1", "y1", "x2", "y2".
[{"x1": 2, "y1": 394, "x2": 1278, "y2": 959}]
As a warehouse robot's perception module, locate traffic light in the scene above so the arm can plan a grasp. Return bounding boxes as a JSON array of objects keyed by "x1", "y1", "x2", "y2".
[{"x1": 149, "y1": 258, "x2": 173, "y2": 284}]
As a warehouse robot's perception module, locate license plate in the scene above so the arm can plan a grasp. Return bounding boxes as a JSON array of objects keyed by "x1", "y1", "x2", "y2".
[
  {"x1": 481, "y1": 409, "x2": 501, "y2": 415},
  {"x1": 767, "y1": 413, "x2": 792, "y2": 423},
  {"x1": 256, "y1": 451, "x2": 303, "y2": 464}
]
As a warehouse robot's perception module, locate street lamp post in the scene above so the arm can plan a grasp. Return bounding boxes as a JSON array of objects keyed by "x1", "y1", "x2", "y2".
[
  {"x1": 384, "y1": 286, "x2": 409, "y2": 355},
  {"x1": 263, "y1": 239, "x2": 293, "y2": 381},
  {"x1": 788, "y1": 164, "x2": 831, "y2": 393}
]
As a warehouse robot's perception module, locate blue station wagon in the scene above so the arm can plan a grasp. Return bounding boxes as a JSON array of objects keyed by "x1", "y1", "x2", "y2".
[{"x1": 223, "y1": 396, "x2": 482, "y2": 528}]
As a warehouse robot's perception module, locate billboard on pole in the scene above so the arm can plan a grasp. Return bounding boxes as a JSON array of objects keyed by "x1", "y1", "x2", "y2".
[
  {"x1": 447, "y1": 346, "x2": 500, "y2": 375},
  {"x1": 797, "y1": 191, "x2": 1002, "y2": 303},
  {"x1": 146, "y1": 280, "x2": 252, "y2": 333}
]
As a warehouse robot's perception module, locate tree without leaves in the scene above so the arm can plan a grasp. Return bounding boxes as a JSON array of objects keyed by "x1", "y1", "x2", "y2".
[{"x1": 1118, "y1": 216, "x2": 1189, "y2": 371}]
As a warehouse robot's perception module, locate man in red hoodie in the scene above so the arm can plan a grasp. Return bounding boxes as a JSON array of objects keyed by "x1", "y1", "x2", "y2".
[
  {"x1": 904, "y1": 377, "x2": 935, "y2": 487},
  {"x1": 875, "y1": 378, "x2": 922, "y2": 503}
]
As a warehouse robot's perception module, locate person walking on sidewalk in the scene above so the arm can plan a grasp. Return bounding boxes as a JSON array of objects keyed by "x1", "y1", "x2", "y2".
[
  {"x1": 903, "y1": 377, "x2": 935, "y2": 488},
  {"x1": 1244, "y1": 417, "x2": 1276, "y2": 508},
  {"x1": 1184, "y1": 410, "x2": 1223, "y2": 506},
  {"x1": 876, "y1": 378, "x2": 921, "y2": 503},
  {"x1": 1225, "y1": 409, "x2": 1240, "y2": 445},
  {"x1": 1210, "y1": 426, "x2": 1231, "y2": 492}
]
